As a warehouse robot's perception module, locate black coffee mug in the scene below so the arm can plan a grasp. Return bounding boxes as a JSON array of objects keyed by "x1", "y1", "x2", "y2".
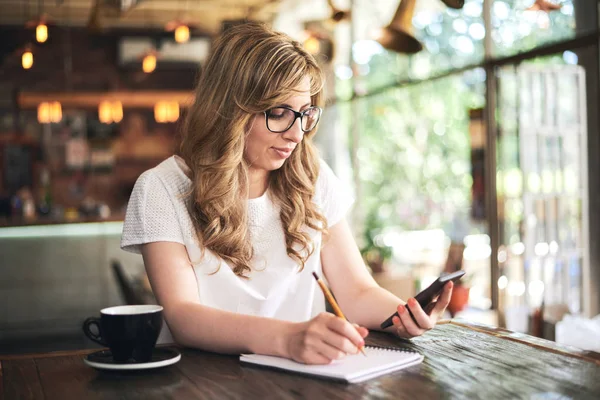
[{"x1": 83, "y1": 305, "x2": 163, "y2": 363}]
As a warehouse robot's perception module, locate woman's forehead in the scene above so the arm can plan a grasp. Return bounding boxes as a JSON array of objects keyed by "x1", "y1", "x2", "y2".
[
  {"x1": 261, "y1": 75, "x2": 319, "y2": 109},
  {"x1": 283, "y1": 76, "x2": 312, "y2": 98}
]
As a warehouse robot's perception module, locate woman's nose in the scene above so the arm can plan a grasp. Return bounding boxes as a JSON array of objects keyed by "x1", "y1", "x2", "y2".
[{"x1": 282, "y1": 119, "x2": 304, "y2": 143}]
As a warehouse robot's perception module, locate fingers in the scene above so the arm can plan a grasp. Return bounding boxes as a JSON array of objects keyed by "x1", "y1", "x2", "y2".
[
  {"x1": 352, "y1": 323, "x2": 370, "y2": 339},
  {"x1": 324, "y1": 328, "x2": 363, "y2": 355},
  {"x1": 393, "y1": 303, "x2": 427, "y2": 338},
  {"x1": 325, "y1": 314, "x2": 366, "y2": 351},
  {"x1": 301, "y1": 349, "x2": 335, "y2": 365},
  {"x1": 291, "y1": 313, "x2": 370, "y2": 365},
  {"x1": 392, "y1": 283, "x2": 453, "y2": 339},
  {"x1": 357, "y1": 327, "x2": 369, "y2": 338},
  {"x1": 310, "y1": 341, "x2": 348, "y2": 364},
  {"x1": 406, "y1": 298, "x2": 435, "y2": 330},
  {"x1": 431, "y1": 281, "x2": 453, "y2": 316},
  {"x1": 297, "y1": 313, "x2": 366, "y2": 363},
  {"x1": 392, "y1": 315, "x2": 407, "y2": 338},
  {"x1": 424, "y1": 301, "x2": 437, "y2": 315}
]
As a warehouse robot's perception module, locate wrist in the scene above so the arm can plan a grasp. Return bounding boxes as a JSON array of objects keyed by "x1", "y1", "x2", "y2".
[
  {"x1": 273, "y1": 320, "x2": 296, "y2": 358},
  {"x1": 247, "y1": 318, "x2": 296, "y2": 358}
]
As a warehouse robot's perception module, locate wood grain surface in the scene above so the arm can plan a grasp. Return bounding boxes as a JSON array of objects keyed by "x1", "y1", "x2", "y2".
[{"x1": 1, "y1": 321, "x2": 599, "y2": 400}]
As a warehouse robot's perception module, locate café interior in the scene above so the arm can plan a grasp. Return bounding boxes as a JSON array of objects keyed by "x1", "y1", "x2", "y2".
[{"x1": 0, "y1": 0, "x2": 599, "y2": 365}]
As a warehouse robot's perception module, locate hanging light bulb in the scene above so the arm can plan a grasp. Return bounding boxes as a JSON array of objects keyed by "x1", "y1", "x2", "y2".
[
  {"x1": 111, "y1": 101, "x2": 123, "y2": 123},
  {"x1": 36, "y1": 23, "x2": 48, "y2": 43},
  {"x1": 154, "y1": 102, "x2": 168, "y2": 123},
  {"x1": 22, "y1": 50, "x2": 33, "y2": 69},
  {"x1": 99, "y1": 101, "x2": 123, "y2": 123},
  {"x1": 37, "y1": 102, "x2": 50, "y2": 123},
  {"x1": 50, "y1": 101, "x2": 62, "y2": 123},
  {"x1": 303, "y1": 35, "x2": 320, "y2": 55},
  {"x1": 142, "y1": 53, "x2": 157, "y2": 73},
  {"x1": 154, "y1": 101, "x2": 180, "y2": 123},
  {"x1": 174, "y1": 25, "x2": 190, "y2": 43},
  {"x1": 98, "y1": 101, "x2": 112, "y2": 124},
  {"x1": 168, "y1": 102, "x2": 180, "y2": 122},
  {"x1": 37, "y1": 101, "x2": 62, "y2": 123}
]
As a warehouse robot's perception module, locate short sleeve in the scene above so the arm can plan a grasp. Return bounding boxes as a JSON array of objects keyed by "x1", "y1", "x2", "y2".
[
  {"x1": 315, "y1": 159, "x2": 355, "y2": 227},
  {"x1": 121, "y1": 170, "x2": 185, "y2": 253}
]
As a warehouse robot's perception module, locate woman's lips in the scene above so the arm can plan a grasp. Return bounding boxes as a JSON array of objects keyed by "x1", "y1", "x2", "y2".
[{"x1": 272, "y1": 147, "x2": 293, "y2": 158}]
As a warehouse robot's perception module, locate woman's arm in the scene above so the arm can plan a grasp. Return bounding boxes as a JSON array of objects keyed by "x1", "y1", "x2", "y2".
[
  {"x1": 142, "y1": 241, "x2": 367, "y2": 363},
  {"x1": 320, "y1": 219, "x2": 451, "y2": 337},
  {"x1": 141, "y1": 241, "x2": 291, "y2": 356}
]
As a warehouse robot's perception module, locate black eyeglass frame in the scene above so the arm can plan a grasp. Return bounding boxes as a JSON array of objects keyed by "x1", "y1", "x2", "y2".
[{"x1": 263, "y1": 106, "x2": 323, "y2": 133}]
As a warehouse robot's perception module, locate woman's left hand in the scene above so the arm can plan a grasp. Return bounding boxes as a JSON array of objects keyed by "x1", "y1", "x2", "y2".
[{"x1": 392, "y1": 281, "x2": 453, "y2": 339}]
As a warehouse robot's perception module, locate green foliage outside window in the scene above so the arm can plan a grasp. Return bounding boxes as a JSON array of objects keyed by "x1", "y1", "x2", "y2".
[
  {"x1": 339, "y1": 0, "x2": 579, "y2": 270},
  {"x1": 353, "y1": 71, "x2": 484, "y2": 228}
]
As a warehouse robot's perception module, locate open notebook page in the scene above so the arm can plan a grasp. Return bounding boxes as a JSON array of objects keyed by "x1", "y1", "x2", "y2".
[{"x1": 240, "y1": 346, "x2": 423, "y2": 383}]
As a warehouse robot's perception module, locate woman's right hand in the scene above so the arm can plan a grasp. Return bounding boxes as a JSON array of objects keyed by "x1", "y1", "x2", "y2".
[{"x1": 284, "y1": 312, "x2": 369, "y2": 365}]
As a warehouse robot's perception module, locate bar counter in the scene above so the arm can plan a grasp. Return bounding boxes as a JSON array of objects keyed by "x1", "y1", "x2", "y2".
[{"x1": 0, "y1": 221, "x2": 140, "y2": 343}]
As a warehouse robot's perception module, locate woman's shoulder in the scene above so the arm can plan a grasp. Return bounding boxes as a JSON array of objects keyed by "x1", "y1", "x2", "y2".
[
  {"x1": 135, "y1": 156, "x2": 191, "y2": 193},
  {"x1": 317, "y1": 158, "x2": 334, "y2": 179},
  {"x1": 313, "y1": 158, "x2": 355, "y2": 219},
  {"x1": 315, "y1": 158, "x2": 346, "y2": 194}
]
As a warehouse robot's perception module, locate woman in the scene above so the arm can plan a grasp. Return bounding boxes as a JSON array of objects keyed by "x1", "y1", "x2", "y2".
[{"x1": 121, "y1": 22, "x2": 452, "y2": 365}]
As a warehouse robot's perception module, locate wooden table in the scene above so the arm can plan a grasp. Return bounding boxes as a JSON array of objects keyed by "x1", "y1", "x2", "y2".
[{"x1": 2, "y1": 320, "x2": 599, "y2": 399}]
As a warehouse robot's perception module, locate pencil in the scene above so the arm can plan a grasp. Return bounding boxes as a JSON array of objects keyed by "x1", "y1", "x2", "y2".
[{"x1": 312, "y1": 272, "x2": 367, "y2": 357}]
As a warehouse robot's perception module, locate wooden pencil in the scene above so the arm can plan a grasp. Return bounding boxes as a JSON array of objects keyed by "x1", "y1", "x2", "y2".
[{"x1": 312, "y1": 272, "x2": 367, "y2": 356}]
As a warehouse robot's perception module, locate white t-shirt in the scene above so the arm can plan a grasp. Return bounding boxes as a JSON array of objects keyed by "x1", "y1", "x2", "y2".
[{"x1": 121, "y1": 156, "x2": 354, "y2": 322}]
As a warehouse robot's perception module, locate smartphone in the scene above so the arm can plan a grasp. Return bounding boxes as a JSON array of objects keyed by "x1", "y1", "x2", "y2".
[{"x1": 380, "y1": 270, "x2": 465, "y2": 329}]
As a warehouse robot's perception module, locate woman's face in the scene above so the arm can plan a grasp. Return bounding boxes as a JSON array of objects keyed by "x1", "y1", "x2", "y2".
[{"x1": 244, "y1": 77, "x2": 312, "y2": 176}]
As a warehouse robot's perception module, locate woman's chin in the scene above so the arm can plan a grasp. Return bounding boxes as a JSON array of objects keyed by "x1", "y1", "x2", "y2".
[
  {"x1": 270, "y1": 159, "x2": 287, "y2": 170},
  {"x1": 266, "y1": 155, "x2": 288, "y2": 170},
  {"x1": 249, "y1": 159, "x2": 286, "y2": 174}
]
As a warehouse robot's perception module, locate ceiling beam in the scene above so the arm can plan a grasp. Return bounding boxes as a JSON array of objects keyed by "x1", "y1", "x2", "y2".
[
  {"x1": 18, "y1": 90, "x2": 195, "y2": 108},
  {"x1": 0, "y1": 0, "x2": 279, "y2": 32}
]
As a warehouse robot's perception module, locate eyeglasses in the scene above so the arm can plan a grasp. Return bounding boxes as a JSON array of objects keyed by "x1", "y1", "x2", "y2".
[{"x1": 264, "y1": 106, "x2": 322, "y2": 133}]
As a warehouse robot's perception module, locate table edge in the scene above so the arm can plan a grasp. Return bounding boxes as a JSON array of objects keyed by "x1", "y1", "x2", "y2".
[
  {"x1": 1, "y1": 322, "x2": 598, "y2": 365},
  {"x1": 0, "y1": 343, "x2": 179, "y2": 361},
  {"x1": 446, "y1": 319, "x2": 600, "y2": 365}
]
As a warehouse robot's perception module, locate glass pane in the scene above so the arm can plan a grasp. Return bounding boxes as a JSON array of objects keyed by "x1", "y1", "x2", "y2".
[
  {"x1": 349, "y1": 0, "x2": 485, "y2": 94},
  {"x1": 496, "y1": 54, "x2": 589, "y2": 332},
  {"x1": 352, "y1": 69, "x2": 489, "y2": 310},
  {"x1": 491, "y1": 0, "x2": 594, "y2": 58}
]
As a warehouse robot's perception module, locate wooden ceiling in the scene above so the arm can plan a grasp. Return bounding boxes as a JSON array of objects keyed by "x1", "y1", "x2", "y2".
[{"x1": 0, "y1": 0, "x2": 281, "y2": 35}]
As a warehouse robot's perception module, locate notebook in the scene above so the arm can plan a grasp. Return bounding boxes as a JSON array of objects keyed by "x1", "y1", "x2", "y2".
[{"x1": 240, "y1": 346, "x2": 423, "y2": 383}]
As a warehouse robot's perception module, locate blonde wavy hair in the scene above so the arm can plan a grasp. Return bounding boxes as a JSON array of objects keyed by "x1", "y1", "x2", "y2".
[{"x1": 179, "y1": 22, "x2": 328, "y2": 278}]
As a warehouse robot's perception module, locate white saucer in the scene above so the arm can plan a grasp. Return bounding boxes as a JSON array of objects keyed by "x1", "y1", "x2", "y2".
[{"x1": 83, "y1": 348, "x2": 181, "y2": 371}]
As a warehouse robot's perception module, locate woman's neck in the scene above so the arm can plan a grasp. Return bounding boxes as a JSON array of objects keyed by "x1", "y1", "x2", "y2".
[{"x1": 248, "y1": 169, "x2": 269, "y2": 199}]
